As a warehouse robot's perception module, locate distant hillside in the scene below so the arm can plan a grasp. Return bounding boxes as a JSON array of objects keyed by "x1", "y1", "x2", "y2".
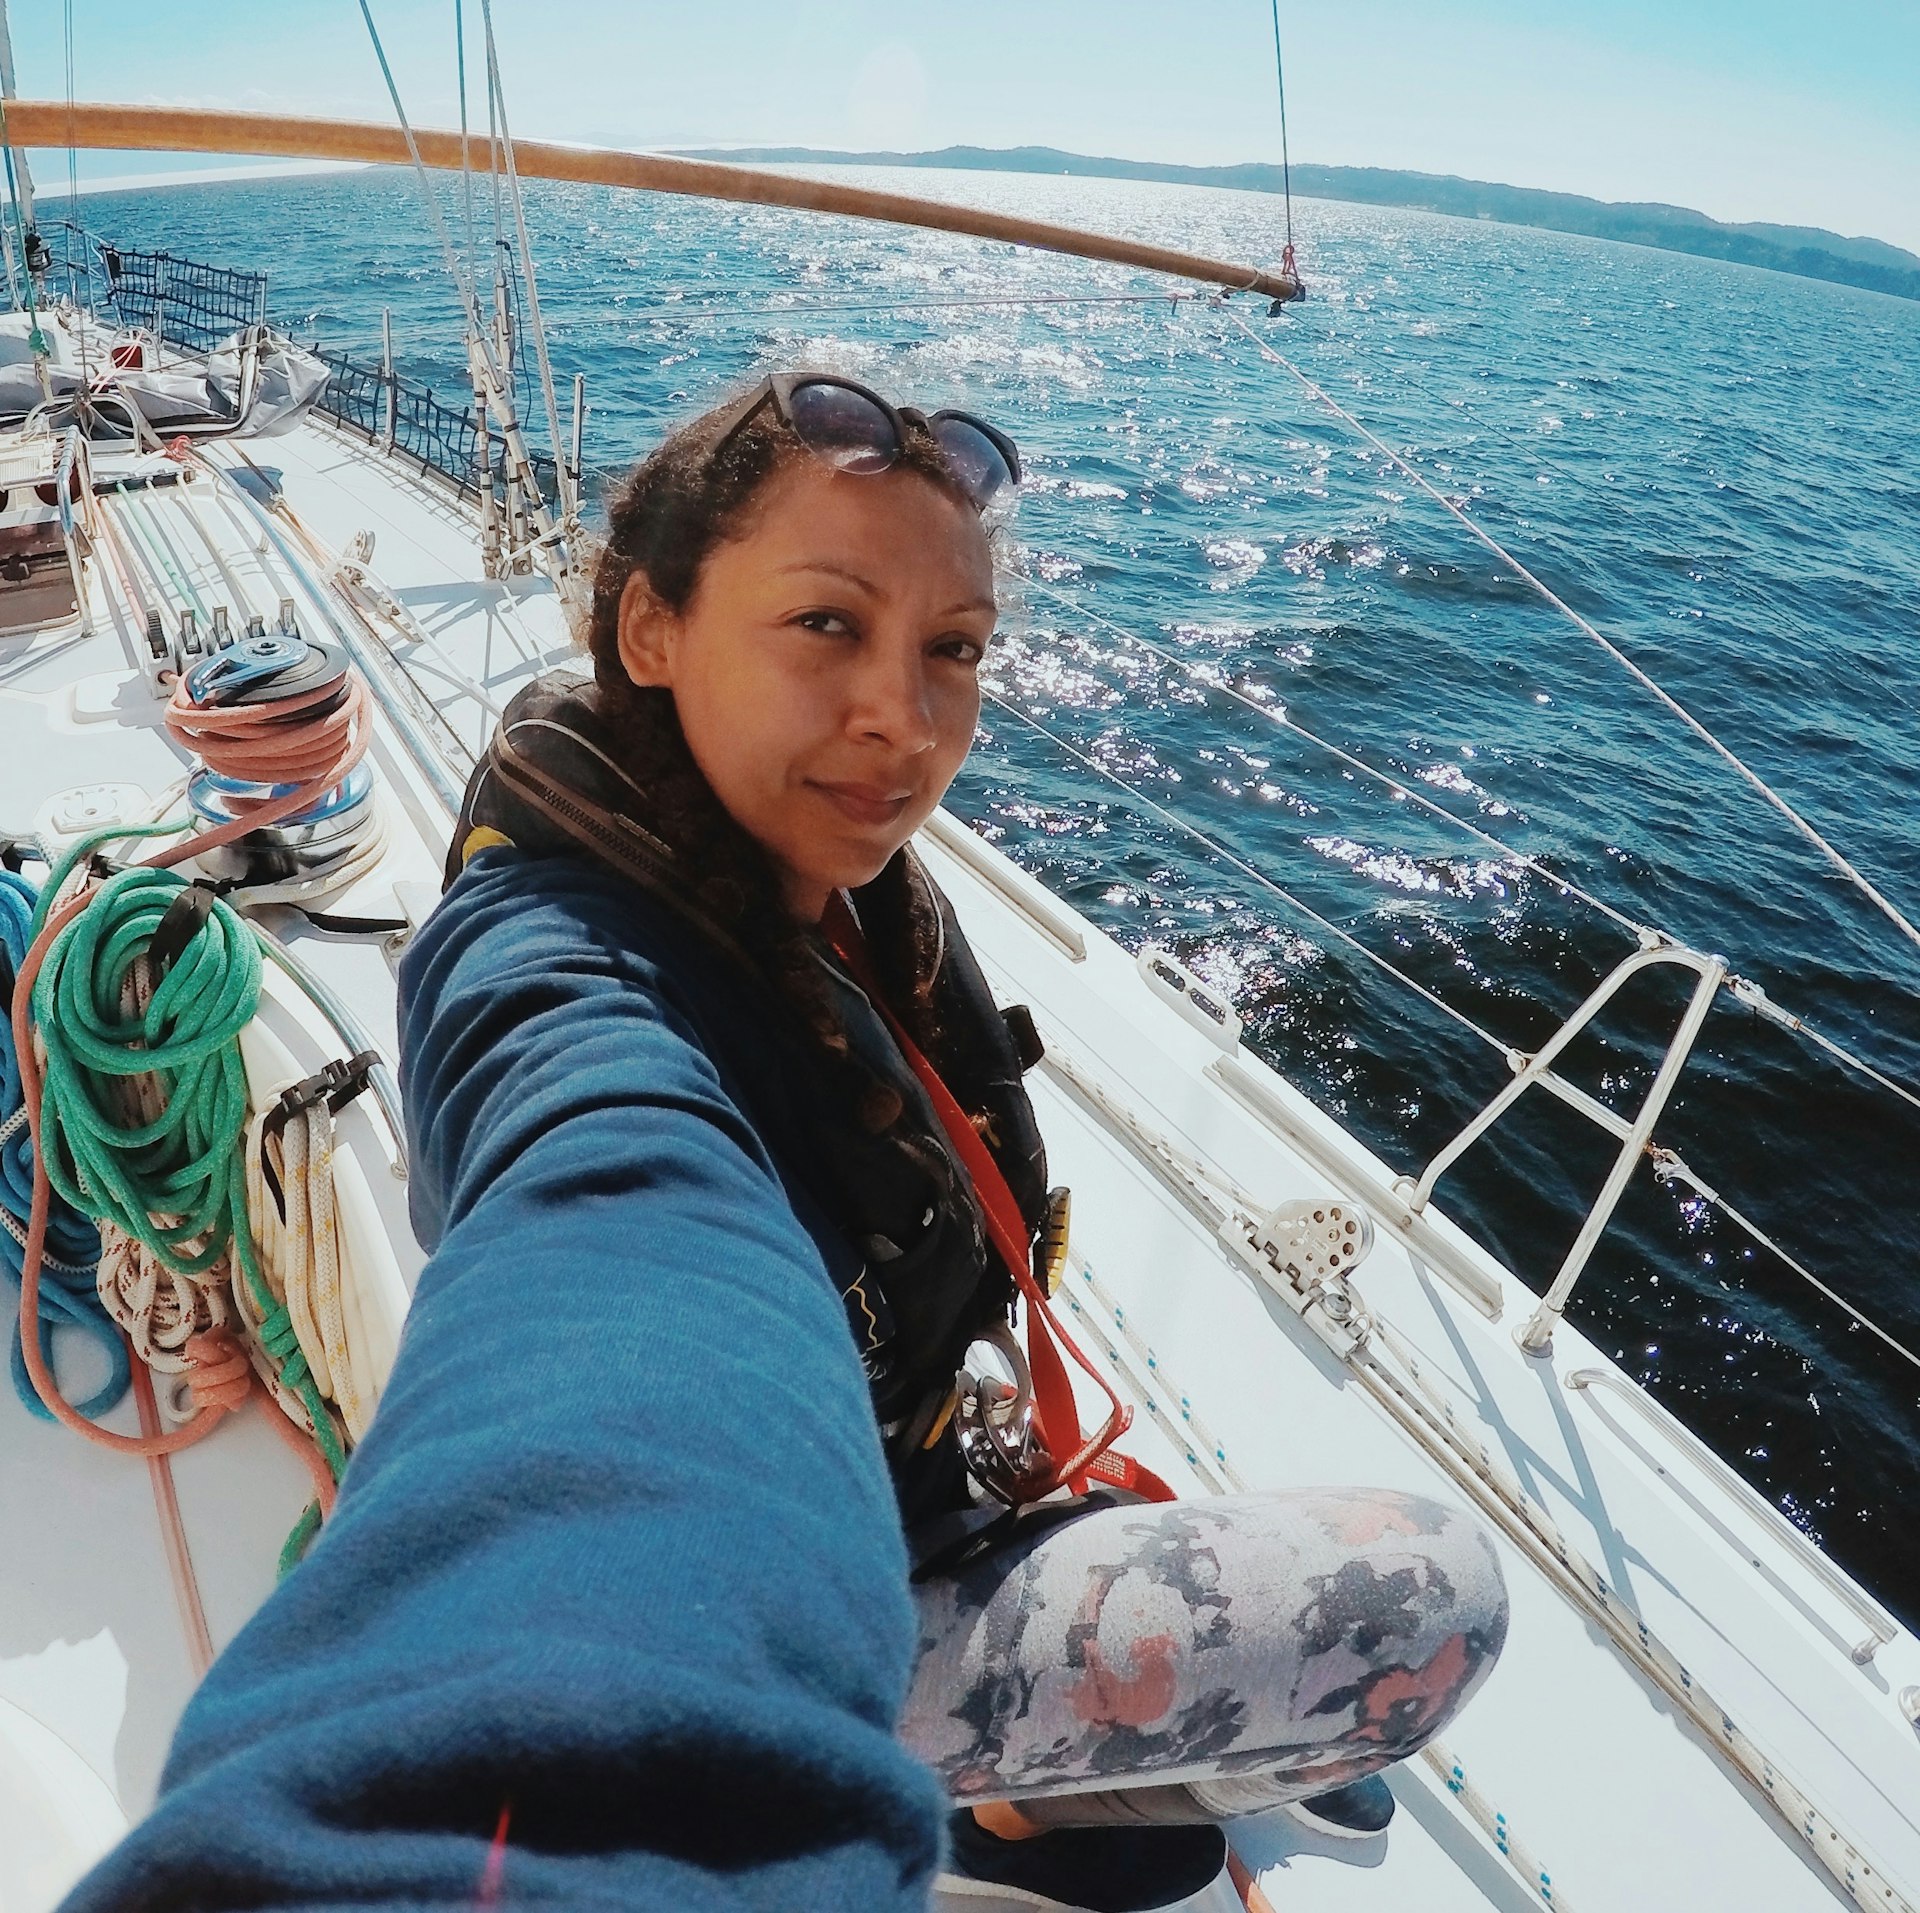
[{"x1": 677, "y1": 143, "x2": 1920, "y2": 304}]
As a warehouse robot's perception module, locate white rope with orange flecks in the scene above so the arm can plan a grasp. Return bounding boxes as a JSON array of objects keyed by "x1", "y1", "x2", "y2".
[{"x1": 244, "y1": 1090, "x2": 378, "y2": 1446}]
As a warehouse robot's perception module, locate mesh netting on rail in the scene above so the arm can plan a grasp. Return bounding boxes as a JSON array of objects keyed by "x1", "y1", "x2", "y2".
[
  {"x1": 83, "y1": 233, "x2": 559, "y2": 516},
  {"x1": 96, "y1": 243, "x2": 269, "y2": 357},
  {"x1": 312, "y1": 346, "x2": 558, "y2": 513}
]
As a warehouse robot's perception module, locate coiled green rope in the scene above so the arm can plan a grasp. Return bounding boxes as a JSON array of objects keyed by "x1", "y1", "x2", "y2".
[{"x1": 28, "y1": 844, "x2": 346, "y2": 1487}]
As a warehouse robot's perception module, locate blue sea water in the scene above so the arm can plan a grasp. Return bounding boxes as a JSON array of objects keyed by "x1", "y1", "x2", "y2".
[{"x1": 76, "y1": 164, "x2": 1920, "y2": 1619}]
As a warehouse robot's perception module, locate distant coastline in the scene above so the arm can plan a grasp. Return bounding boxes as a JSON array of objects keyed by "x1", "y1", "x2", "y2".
[
  {"x1": 677, "y1": 143, "x2": 1920, "y2": 305},
  {"x1": 34, "y1": 157, "x2": 367, "y2": 199}
]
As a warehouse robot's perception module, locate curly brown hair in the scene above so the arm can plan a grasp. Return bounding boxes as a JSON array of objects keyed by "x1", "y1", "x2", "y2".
[{"x1": 580, "y1": 380, "x2": 976, "y2": 1097}]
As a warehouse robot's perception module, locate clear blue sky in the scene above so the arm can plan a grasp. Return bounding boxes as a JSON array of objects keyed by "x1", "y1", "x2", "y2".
[{"x1": 9, "y1": 1, "x2": 1919, "y2": 253}]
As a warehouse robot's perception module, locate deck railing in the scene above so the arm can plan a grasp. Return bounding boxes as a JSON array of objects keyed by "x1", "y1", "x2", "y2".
[
  {"x1": 77, "y1": 230, "x2": 560, "y2": 515},
  {"x1": 309, "y1": 344, "x2": 559, "y2": 513},
  {"x1": 91, "y1": 239, "x2": 270, "y2": 358}
]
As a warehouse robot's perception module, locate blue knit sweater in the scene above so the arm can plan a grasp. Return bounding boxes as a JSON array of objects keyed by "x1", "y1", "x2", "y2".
[{"x1": 63, "y1": 846, "x2": 943, "y2": 1911}]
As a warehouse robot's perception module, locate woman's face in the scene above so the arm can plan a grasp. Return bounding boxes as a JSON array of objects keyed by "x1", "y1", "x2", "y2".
[{"x1": 617, "y1": 459, "x2": 997, "y2": 920}]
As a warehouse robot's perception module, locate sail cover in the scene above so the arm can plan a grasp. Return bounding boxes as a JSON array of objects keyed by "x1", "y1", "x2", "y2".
[{"x1": 107, "y1": 328, "x2": 331, "y2": 439}]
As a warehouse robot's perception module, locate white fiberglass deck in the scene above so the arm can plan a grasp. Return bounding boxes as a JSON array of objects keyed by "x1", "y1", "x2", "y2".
[{"x1": 1, "y1": 412, "x2": 1915, "y2": 1913}]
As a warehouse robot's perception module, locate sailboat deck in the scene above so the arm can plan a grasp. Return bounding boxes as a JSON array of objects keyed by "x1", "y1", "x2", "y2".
[{"x1": 1, "y1": 412, "x2": 1916, "y2": 1912}]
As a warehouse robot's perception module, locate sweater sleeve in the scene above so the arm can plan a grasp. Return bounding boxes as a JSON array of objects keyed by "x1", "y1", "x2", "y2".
[{"x1": 63, "y1": 848, "x2": 943, "y2": 1913}]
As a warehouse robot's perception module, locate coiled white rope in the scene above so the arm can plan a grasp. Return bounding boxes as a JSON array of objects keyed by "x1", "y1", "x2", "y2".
[
  {"x1": 244, "y1": 1089, "x2": 381, "y2": 1446},
  {"x1": 95, "y1": 1225, "x2": 230, "y2": 1374},
  {"x1": 1218, "y1": 303, "x2": 1920, "y2": 961}
]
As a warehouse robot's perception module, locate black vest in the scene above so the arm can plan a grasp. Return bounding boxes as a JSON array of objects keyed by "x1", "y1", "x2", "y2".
[{"x1": 445, "y1": 676, "x2": 1048, "y2": 1520}]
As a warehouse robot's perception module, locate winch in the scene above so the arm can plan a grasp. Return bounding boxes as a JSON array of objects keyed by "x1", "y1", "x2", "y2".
[
  {"x1": 181, "y1": 622, "x2": 346, "y2": 709},
  {"x1": 185, "y1": 762, "x2": 377, "y2": 887},
  {"x1": 167, "y1": 618, "x2": 381, "y2": 896}
]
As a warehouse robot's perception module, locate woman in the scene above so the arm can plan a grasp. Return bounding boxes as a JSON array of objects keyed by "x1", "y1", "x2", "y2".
[{"x1": 67, "y1": 375, "x2": 1505, "y2": 1913}]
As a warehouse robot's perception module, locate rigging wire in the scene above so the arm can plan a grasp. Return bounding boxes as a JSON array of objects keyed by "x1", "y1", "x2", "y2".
[
  {"x1": 1267, "y1": 0, "x2": 1294, "y2": 262},
  {"x1": 477, "y1": 0, "x2": 569, "y2": 512},
  {"x1": 0, "y1": 113, "x2": 46, "y2": 346},
  {"x1": 980, "y1": 685, "x2": 1920, "y2": 1381},
  {"x1": 61, "y1": 0, "x2": 76, "y2": 232},
  {"x1": 1648, "y1": 1150, "x2": 1920, "y2": 1378},
  {"x1": 1008, "y1": 564, "x2": 1920, "y2": 1118},
  {"x1": 1009, "y1": 563, "x2": 1647, "y2": 940},
  {"x1": 1218, "y1": 302, "x2": 1920, "y2": 962},
  {"x1": 454, "y1": 0, "x2": 477, "y2": 283},
  {"x1": 486, "y1": 20, "x2": 505, "y2": 267},
  {"x1": 353, "y1": 0, "x2": 506, "y2": 395},
  {"x1": 975, "y1": 685, "x2": 1510, "y2": 1057},
  {"x1": 1724, "y1": 977, "x2": 1920, "y2": 1117}
]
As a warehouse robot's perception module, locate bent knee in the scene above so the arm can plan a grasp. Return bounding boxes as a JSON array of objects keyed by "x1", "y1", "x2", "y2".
[{"x1": 1334, "y1": 1489, "x2": 1509, "y2": 1756}]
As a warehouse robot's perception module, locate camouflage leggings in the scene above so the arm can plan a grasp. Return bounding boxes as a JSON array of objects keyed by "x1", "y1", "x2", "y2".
[{"x1": 901, "y1": 1488, "x2": 1508, "y2": 1820}]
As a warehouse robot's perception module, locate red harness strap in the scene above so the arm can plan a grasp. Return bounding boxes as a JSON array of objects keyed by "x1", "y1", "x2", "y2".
[{"x1": 825, "y1": 894, "x2": 1172, "y2": 1503}]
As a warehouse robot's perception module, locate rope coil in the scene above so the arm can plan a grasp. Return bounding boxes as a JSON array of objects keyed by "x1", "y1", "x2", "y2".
[
  {"x1": 246, "y1": 1090, "x2": 378, "y2": 1445},
  {"x1": 34, "y1": 869, "x2": 260, "y2": 1275},
  {"x1": 95, "y1": 1222, "x2": 230, "y2": 1372},
  {"x1": 9, "y1": 832, "x2": 346, "y2": 1528},
  {"x1": 1, "y1": 867, "x2": 121, "y2": 1418},
  {"x1": 164, "y1": 664, "x2": 372, "y2": 801}
]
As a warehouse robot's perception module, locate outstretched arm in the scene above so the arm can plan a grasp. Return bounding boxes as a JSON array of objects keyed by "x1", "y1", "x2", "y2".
[{"x1": 65, "y1": 848, "x2": 941, "y2": 1912}]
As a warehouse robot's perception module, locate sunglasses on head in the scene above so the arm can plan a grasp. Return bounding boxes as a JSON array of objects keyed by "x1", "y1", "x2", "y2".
[{"x1": 709, "y1": 372, "x2": 1021, "y2": 512}]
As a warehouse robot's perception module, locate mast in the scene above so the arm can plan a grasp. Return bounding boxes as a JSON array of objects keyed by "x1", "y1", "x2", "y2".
[{"x1": 0, "y1": 0, "x2": 50, "y2": 309}]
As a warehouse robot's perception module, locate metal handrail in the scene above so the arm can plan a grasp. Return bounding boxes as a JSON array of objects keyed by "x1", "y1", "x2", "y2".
[
  {"x1": 1400, "y1": 934, "x2": 1726, "y2": 1354},
  {"x1": 919, "y1": 808, "x2": 1087, "y2": 962},
  {"x1": 1566, "y1": 1365, "x2": 1896, "y2": 1666}
]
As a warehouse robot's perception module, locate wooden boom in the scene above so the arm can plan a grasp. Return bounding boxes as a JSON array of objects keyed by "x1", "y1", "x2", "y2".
[{"x1": 0, "y1": 100, "x2": 1300, "y2": 302}]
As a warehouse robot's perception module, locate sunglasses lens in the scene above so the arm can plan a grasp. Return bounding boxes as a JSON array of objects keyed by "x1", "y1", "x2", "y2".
[
  {"x1": 931, "y1": 415, "x2": 1017, "y2": 507},
  {"x1": 787, "y1": 380, "x2": 901, "y2": 473}
]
